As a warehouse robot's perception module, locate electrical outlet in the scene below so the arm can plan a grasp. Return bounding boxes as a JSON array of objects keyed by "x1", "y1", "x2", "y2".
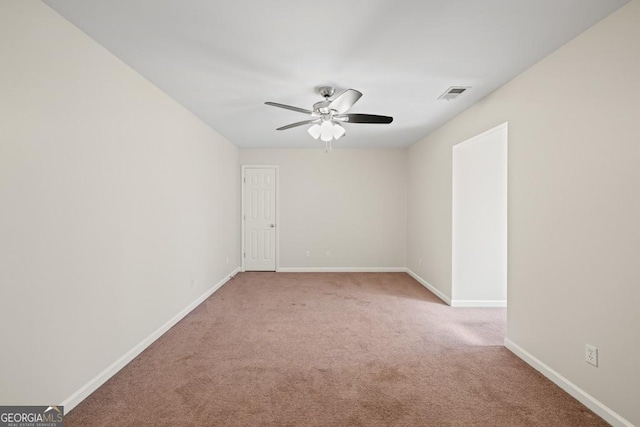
[
  {"x1": 585, "y1": 344, "x2": 598, "y2": 367},
  {"x1": 326, "y1": 251, "x2": 331, "y2": 258},
  {"x1": 306, "y1": 251, "x2": 310, "y2": 257}
]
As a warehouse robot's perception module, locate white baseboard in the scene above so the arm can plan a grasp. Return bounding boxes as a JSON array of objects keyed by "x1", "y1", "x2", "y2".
[
  {"x1": 451, "y1": 299, "x2": 507, "y2": 308},
  {"x1": 251, "y1": 268, "x2": 503, "y2": 309},
  {"x1": 405, "y1": 269, "x2": 452, "y2": 305},
  {"x1": 277, "y1": 267, "x2": 407, "y2": 273},
  {"x1": 62, "y1": 267, "x2": 241, "y2": 412},
  {"x1": 504, "y1": 338, "x2": 633, "y2": 427}
]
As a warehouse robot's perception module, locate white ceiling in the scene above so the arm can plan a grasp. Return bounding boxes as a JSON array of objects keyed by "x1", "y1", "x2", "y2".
[{"x1": 43, "y1": 0, "x2": 628, "y2": 149}]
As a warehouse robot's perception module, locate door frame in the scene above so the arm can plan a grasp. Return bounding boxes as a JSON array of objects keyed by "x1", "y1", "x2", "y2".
[{"x1": 241, "y1": 165, "x2": 280, "y2": 272}]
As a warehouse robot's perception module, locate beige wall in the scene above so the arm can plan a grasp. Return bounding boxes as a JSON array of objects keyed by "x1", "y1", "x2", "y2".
[
  {"x1": 408, "y1": 1, "x2": 640, "y2": 424},
  {"x1": 0, "y1": 1, "x2": 239, "y2": 407},
  {"x1": 240, "y1": 149, "x2": 407, "y2": 269}
]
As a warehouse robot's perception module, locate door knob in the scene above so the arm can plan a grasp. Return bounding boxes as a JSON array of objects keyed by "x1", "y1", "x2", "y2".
[{"x1": 270, "y1": 224, "x2": 275, "y2": 228}]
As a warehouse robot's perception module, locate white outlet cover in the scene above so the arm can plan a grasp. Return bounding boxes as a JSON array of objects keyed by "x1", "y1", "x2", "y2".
[{"x1": 585, "y1": 344, "x2": 598, "y2": 367}]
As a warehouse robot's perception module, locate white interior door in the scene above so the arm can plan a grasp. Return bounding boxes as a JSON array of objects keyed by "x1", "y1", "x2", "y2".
[{"x1": 243, "y1": 167, "x2": 277, "y2": 271}]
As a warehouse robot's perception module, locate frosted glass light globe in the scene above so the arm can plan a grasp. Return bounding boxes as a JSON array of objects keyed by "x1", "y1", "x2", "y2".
[
  {"x1": 320, "y1": 120, "x2": 333, "y2": 142},
  {"x1": 307, "y1": 124, "x2": 321, "y2": 139}
]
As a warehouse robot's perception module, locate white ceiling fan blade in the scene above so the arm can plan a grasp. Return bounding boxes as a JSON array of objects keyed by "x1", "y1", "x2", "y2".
[
  {"x1": 328, "y1": 89, "x2": 362, "y2": 114},
  {"x1": 276, "y1": 119, "x2": 321, "y2": 131},
  {"x1": 265, "y1": 102, "x2": 314, "y2": 115}
]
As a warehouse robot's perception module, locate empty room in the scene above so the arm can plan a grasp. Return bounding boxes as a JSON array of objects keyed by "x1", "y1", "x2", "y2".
[{"x1": 1, "y1": 1, "x2": 639, "y2": 426}]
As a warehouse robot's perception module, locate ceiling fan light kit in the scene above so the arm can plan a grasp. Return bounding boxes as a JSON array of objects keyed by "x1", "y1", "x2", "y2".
[{"x1": 265, "y1": 86, "x2": 393, "y2": 152}]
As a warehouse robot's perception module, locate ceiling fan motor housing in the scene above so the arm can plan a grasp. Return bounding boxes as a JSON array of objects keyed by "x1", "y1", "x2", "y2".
[{"x1": 313, "y1": 100, "x2": 333, "y2": 115}]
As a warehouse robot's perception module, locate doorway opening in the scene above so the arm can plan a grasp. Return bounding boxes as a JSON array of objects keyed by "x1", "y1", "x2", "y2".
[{"x1": 451, "y1": 122, "x2": 508, "y2": 307}]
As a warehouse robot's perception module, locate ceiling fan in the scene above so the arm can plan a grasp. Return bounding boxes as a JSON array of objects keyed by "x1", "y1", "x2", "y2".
[{"x1": 265, "y1": 86, "x2": 393, "y2": 151}]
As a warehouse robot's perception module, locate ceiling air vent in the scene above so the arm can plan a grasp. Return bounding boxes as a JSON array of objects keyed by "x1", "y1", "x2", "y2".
[{"x1": 438, "y1": 86, "x2": 471, "y2": 101}]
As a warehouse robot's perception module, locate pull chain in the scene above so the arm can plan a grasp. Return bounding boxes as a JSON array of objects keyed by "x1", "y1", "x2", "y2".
[{"x1": 325, "y1": 139, "x2": 333, "y2": 153}]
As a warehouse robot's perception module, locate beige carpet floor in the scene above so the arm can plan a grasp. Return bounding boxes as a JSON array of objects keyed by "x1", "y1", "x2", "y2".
[{"x1": 66, "y1": 272, "x2": 606, "y2": 426}]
